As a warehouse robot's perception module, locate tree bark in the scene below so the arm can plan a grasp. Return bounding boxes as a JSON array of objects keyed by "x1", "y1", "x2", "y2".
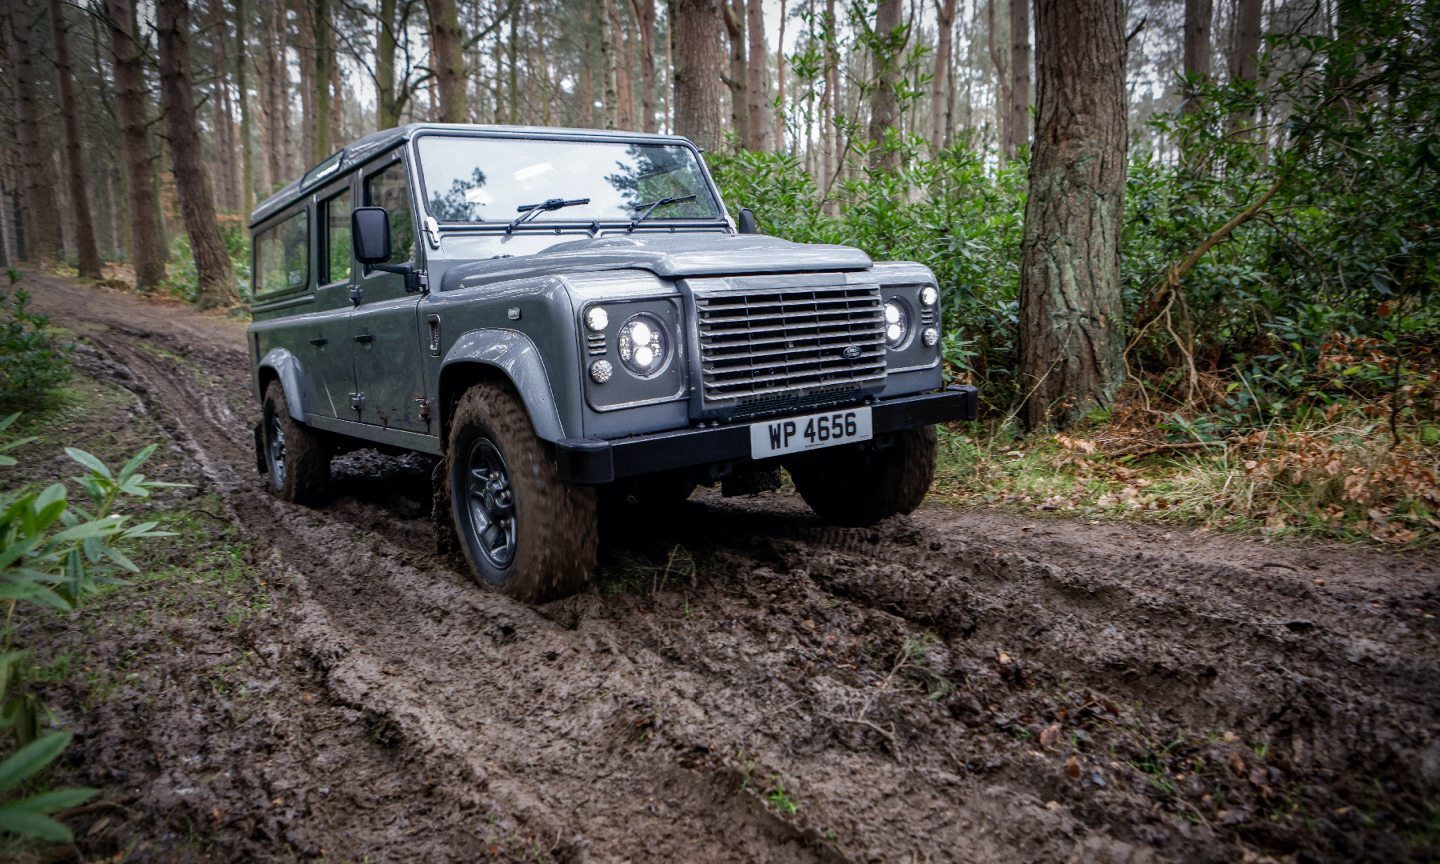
[
  {"x1": 1228, "y1": 0, "x2": 1261, "y2": 134},
  {"x1": 630, "y1": 0, "x2": 659, "y2": 132},
  {"x1": 773, "y1": 0, "x2": 786, "y2": 149},
  {"x1": 295, "y1": 0, "x2": 315, "y2": 167},
  {"x1": 578, "y1": 2, "x2": 595, "y2": 126},
  {"x1": 820, "y1": 0, "x2": 837, "y2": 192},
  {"x1": 868, "y1": 0, "x2": 903, "y2": 170},
  {"x1": 930, "y1": 0, "x2": 957, "y2": 153},
  {"x1": 235, "y1": 0, "x2": 254, "y2": 212},
  {"x1": 723, "y1": 0, "x2": 748, "y2": 147},
  {"x1": 987, "y1": 0, "x2": 1009, "y2": 154},
  {"x1": 424, "y1": 0, "x2": 464, "y2": 122},
  {"x1": 49, "y1": 0, "x2": 103, "y2": 277},
  {"x1": 376, "y1": 0, "x2": 399, "y2": 128},
  {"x1": 155, "y1": 0, "x2": 237, "y2": 309},
  {"x1": 673, "y1": 0, "x2": 725, "y2": 152},
  {"x1": 7, "y1": 0, "x2": 61, "y2": 262},
  {"x1": 313, "y1": 0, "x2": 333, "y2": 160},
  {"x1": 1018, "y1": 0, "x2": 1127, "y2": 431},
  {"x1": 1005, "y1": 0, "x2": 1031, "y2": 159},
  {"x1": 598, "y1": 0, "x2": 618, "y2": 127},
  {"x1": 103, "y1": 0, "x2": 167, "y2": 288},
  {"x1": 1181, "y1": 0, "x2": 1212, "y2": 116},
  {"x1": 744, "y1": 0, "x2": 769, "y2": 150}
]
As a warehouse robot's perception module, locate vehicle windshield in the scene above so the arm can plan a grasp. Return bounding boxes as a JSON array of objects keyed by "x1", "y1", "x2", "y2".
[{"x1": 415, "y1": 136, "x2": 722, "y2": 225}]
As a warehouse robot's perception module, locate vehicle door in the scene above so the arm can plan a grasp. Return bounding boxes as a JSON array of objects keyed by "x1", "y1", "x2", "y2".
[
  {"x1": 351, "y1": 153, "x2": 430, "y2": 432},
  {"x1": 303, "y1": 178, "x2": 359, "y2": 418}
]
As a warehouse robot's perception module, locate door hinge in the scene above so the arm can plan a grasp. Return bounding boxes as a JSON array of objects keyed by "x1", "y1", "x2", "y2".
[
  {"x1": 350, "y1": 392, "x2": 365, "y2": 413},
  {"x1": 416, "y1": 397, "x2": 432, "y2": 423},
  {"x1": 349, "y1": 285, "x2": 363, "y2": 306}
]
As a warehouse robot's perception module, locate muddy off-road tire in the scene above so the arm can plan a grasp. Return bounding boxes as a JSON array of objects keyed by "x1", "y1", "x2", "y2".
[
  {"x1": 445, "y1": 381, "x2": 598, "y2": 602},
  {"x1": 261, "y1": 380, "x2": 330, "y2": 504},
  {"x1": 787, "y1": 426, "x2": 938, "y2": 527}
]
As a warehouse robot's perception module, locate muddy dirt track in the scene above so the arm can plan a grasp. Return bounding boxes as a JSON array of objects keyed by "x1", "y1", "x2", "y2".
[{"x1": 25, "y1": 274, "x2": 1440, "y2": 863}]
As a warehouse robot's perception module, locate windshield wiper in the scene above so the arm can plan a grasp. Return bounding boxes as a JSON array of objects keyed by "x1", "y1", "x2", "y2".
[
  {"x1": 628, "y1": 194, "x2": 698, "y2": 230},
  {"x1": 506, "y1": 197, "x2": 591, "y2": 233}
]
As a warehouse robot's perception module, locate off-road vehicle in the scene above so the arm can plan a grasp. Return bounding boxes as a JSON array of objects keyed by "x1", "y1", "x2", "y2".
[{"x1": 248, "y1": 124, "x2": 977, "y2": 601}]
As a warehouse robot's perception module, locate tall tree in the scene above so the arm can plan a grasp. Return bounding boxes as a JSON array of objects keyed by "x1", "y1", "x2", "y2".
[
  {"x1": 7, "y1": 0, "x2": 61, "y2": 261},
  {"x1": 723, "y1": 0, "x2": 748, "y2": 146},
  {"x1": 630, "y1": 0, "x2": 659, "y2": 132},
  {"x1": 376, "y1": 0, "x2": 400, "y2": 128},
  {"x1": 930, "y1": 0, "x2": 958, "y2": 153},
  {"x1": 235, "y1": 0, "x2": 255, "y2": 212},
  {"x1": 1228, "y1": 0, "x2": 1262, "y2": 134},
  {"x1": 49, "y1": 0, "x2": 102, "y2": 277},
  {"x1": 1182, "y1": 0, "x2": 1213, "y2": 116},
  {"x1": 1018, "y1": 0, "x2": 1127, "y2": 430},
  {"x1": 773, "y1": 0, "x2": 787, "y2": 149},
  {"x1": 1005, "y1": 0, "x2": 1031, "y2": 158},
  {"x1": 820, "y1": 0, "x2": 838, "y2": 189},
  {"x1": 599, "y1": 0, "x2": 619, "y2": 127},
  {"x1": 425, "y1": 0, "x2": 465, "y2": 122},
  {"x1": 744, "y1": 0, "x2": 769, "y2": 150},
  {"x1": 867, "y1": 0, "x2": 903, "y2": 170},
  {"x1": 314, "y1": 0, "x2": 333, "y2": 159},
  {"x1": 102, "y1": 0, "x2": 167, "y2": 288},
  {"x1": 673, "y1": 0, "x2": 725, "y2": 152},
  {"x1": 155, "y1": 0, "x2": 237, "y2": 309}
]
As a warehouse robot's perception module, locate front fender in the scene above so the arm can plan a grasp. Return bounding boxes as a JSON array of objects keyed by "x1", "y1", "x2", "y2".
[
  {"x1": 440, "y1": 328, "x2": 564, "y2": 442},
  {"x1": 257, "y1": 347, "x2": 307, "y2": 421}
]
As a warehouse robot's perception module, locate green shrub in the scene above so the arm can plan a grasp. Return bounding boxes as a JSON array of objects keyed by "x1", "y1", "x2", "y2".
[{"x1": 0, "y1": 291, "x2": 71, "y2": 414}]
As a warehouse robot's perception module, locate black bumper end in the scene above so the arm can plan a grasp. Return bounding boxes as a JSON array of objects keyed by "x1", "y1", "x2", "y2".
[{"x1": 555, "y1": 385, "x2": 979, "y2": 485}]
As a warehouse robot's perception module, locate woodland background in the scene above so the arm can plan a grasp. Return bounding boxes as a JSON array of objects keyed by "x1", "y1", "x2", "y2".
[{"x1": 0, "y1": 0, "x2": 1436, "y2": 542}]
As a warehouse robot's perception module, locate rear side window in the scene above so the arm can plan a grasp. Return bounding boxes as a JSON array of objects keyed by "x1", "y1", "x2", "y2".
[
  {"x1": 254, "y1": 210, "x2": 309, "y2": 297},
  {"x1": 365, "y1": 161, "x2": 414, "y2": 266},
  {"x1": 321, "y1": 187, "x2": 352, "y2": 285}
]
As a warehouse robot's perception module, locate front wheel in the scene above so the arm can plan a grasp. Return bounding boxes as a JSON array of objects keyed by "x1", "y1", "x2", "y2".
[
  {"x1": 787, "y1": 426, "x2": 938, "y2": 527},
  {"x1": 446, "y1": 381, "x2": 598, "y2": 602},
  {"x1": 261, "y1": 380, "x2": 329, "y2": 504}
]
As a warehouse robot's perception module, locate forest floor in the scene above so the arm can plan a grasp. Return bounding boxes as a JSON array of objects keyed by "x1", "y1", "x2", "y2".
[{"x1": 8, "y1": 272, "x2": 1439, "y2": 863}]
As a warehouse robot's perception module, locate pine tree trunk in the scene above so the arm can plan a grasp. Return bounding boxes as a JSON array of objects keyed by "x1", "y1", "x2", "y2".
[
  {"x1": 424, "y1": 0, "x2": 465, "y2": 123},
  {"x1": 1019, "y1": 0, "x2": 1127, "y2": 431},
  {"x1": 673, "y1": 0, "x2": 725, "y2": 152},
  {"x1": 314, "y1": 0, "x2": 332, "y2": 159},
  {"x1": 868, "y1": 0, "x2": 902, "y2": 170},
  {"x1": 1005, "y1": 0, "x2": 1031, "y2": 158},
  {"x1": 235, "y1": 0, "x2": 254, "y2": 213},
  {"x1": 1182, "y1": 0, "x2": 1212, "y2": 116},
  {"x1": 987, "y1": 0, "x2": 1009, "y2": 155},
  {"x1": 723, "y1": 0, "x2": 748, "y2": 147},
  {"x1": 820, "y1": 0, "x2": 837, "y2": 190},
  {"x1": 49, "y1": 0, "x2": 103, "y2": 277},
  {"x1": 598, "y1": 0, "x2": 618, "y2": 127},
  {"x1": 262, "y1": 0, "x2": 282, "y2": 190},
  {"x1": 104, "y1": 0, "x2": 168, "y2": 288},
  {"x1": 579, "y1": 3, "x2": 595, "y2": 127},
  {"x1": 296, "y1": 0, "x2": 316, "y2": 165},
  {"x1": 1228, "y1": 0, "x2": 1261, "y2": 135},
  {"x1": 773, "y1": 0, "x2": 786, "y2": 149},
  {"x1": 630, "y1": 0, "x2": 659, "y2": 132},
  {"x1": 744, "y1": 0, "x2": 768, "y2": 150},
  {"x1": 376, "y1": 0, "x2": 399, "y2": 128},
  {"x1": 155, "y1": 0, "x2": 237, "y2": 309},
  {"x1": 930, "y1": 0, "x2": 957, "y2": 153},
  {"x1": 7, "y1": 0, "x2": 61, "y2": 262}
]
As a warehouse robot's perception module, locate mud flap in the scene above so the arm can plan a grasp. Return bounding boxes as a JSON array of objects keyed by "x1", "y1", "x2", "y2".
[{"x1": 253, "y1": 422, "x2": 266, "y2": 475}]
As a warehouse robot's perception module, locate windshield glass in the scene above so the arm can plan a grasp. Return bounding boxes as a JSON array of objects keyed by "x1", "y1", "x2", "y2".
[{"x1": 415, "y1": 136, "x2": 721, "y2": 225}]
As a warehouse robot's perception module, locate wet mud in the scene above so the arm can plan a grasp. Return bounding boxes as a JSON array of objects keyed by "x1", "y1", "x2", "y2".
[{"x1": 26, "y1": 275, "x2": 1440, "y2": 862}]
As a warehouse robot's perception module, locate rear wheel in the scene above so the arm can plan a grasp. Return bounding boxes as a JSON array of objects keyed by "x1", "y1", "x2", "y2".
[
  {"x1": 445, "y1": 381, "x2": 598, "y2": 602},
  {"x1": 787, "y1": 426, "x2": 938, "y2": 527},
  {"x1": 261, "y1": 380, "x2": 329, "y2": 504}
]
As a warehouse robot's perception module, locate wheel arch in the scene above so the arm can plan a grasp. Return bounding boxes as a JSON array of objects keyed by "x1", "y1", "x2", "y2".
[
  {"x1": 257, "y1": 348, "x2": 307, "y2": 421},
  {"x1": 438, "y1": 329, "x2": 565, "y2": 445}
]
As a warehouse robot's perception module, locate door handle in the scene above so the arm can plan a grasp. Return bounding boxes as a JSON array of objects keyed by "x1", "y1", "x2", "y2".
[
  {"x1": 309, "y1": 337, "x2": 328, "y2": 346},
  {"x1": 353, "y1": 333, "x2": 374, "y2": 344}
]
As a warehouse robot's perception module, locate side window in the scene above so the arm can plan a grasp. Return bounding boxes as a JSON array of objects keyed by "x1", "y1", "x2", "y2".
[
  {"x1": 321, "y1": 187, "x2": 352, "y2": 285},
  {"x1": 364, "y1": 161, "x2": 414, "y2": 266},
  {"x1": 254, "y1": 209, "x2": 309, "y2": 297}
]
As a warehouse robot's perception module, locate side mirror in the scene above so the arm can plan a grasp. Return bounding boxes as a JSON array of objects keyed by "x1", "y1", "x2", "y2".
[
  {"x1": 352, "y1": 206, "x2": 392, "y2": 265},
  {"x1": 737, "y1": 208, "x2": 759, "y2": 235}
]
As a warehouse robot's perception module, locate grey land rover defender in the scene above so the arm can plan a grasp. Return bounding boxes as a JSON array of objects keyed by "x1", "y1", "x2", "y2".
[{"x1": 248, "y1": 124, "x2": 978, "y2": 601}]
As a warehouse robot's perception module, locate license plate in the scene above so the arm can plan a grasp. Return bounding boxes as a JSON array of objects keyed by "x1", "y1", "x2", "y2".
[{"x1": 749, "y1": 407, "x2": 873, "y2": 459}]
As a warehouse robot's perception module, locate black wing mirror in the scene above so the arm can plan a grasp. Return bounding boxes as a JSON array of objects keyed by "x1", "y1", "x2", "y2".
[
  {"x1": 737, "y1": 208, "x2": 759, "y2": 235},
  {"x1": 352, "y1": 206, "x2": 392, "y2": 265}
]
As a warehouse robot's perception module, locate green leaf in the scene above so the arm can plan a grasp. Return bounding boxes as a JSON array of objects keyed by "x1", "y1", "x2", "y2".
[
  {"x1": 50, "y1": 515, "x2": 122, "y2": 544},
  {"x1": 6, "y1": 786, "x2": 97, "y2": 814},
  {"x1": 0, "y1": 805, "x2": 73, "y2": 842},
  {"x1": 115, "y1": 444, "x2": 157, "y2": 486},
  {"x1": 63, "y1": 448, "x2": 111, "y2": 480},
  {"x1": 0, "y1": 731, "x2": 71, "y2": 792},
  {"x1": 0, "y1": 582, "x2": 72, "y2": 612}
]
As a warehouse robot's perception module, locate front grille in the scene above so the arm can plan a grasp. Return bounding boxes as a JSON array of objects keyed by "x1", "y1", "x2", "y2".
[{"x1": 694, "y1": 284, "x2": 886, "y2": 408}]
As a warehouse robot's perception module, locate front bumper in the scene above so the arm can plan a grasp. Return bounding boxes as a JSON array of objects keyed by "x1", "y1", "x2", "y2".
[{"x1": 555, "y1": 385, "x2": 978, "y2": 484}]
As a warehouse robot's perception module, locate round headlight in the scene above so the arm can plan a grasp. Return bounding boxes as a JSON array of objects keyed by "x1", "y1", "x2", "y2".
[
  {"x1": 618, "y1": 313, "x2": 669, "y2": 378},
  {"x1": 585, "y1": 306, "x2": 609, "y2": 332},
  {"x1": 883, "y1": 300, "x2": 912, "y2": 349},
  {"x1": 920, "y1": 286, "x2": 939, "y2": 307}
]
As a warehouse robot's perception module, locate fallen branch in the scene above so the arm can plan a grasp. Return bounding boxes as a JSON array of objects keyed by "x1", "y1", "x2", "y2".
[{"x1": 1111, "y1": 440, "x2": 1229, "y2": 460}]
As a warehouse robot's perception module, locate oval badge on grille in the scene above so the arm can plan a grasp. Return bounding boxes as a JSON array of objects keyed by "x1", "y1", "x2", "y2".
[{"x1": 842, "y1": 345, "x2": 863, "y2": 359}]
